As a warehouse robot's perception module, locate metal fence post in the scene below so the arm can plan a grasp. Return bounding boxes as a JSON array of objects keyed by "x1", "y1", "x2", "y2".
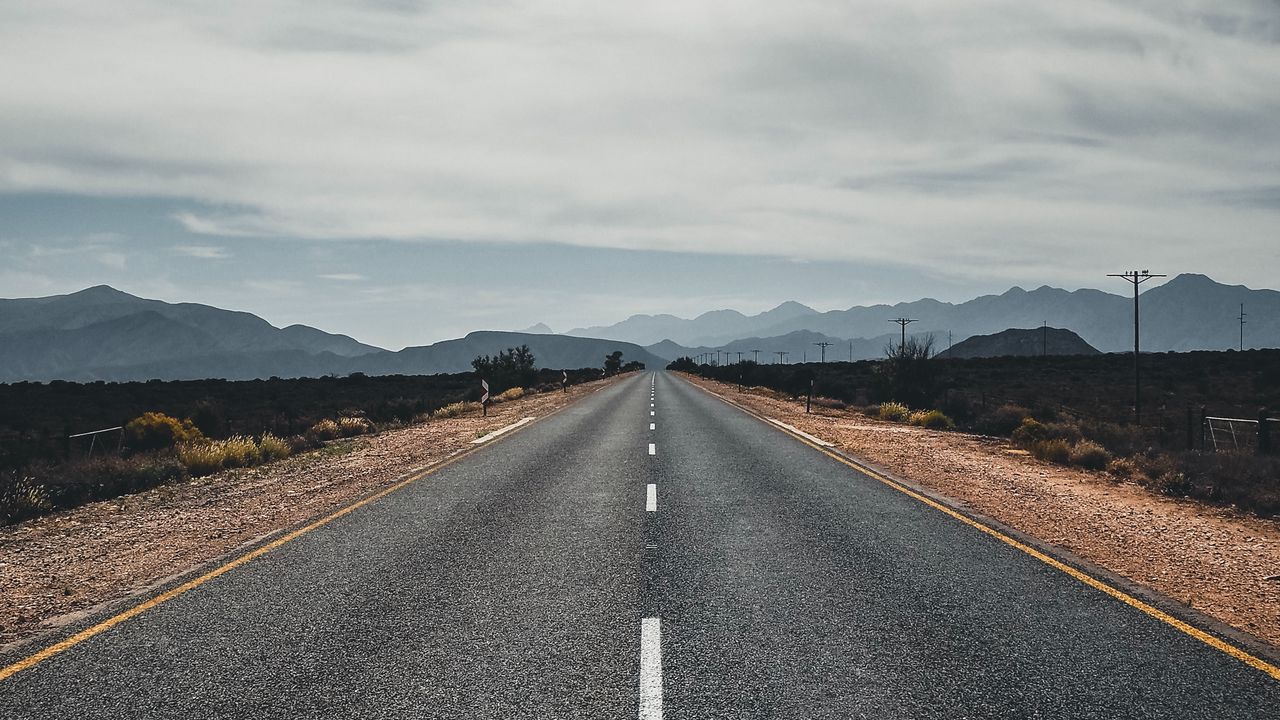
[{"x1": 1260, "y1": 408, "x2": 1272, "y2": 455}]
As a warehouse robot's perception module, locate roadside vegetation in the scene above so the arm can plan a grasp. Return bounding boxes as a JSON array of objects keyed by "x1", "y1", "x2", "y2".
[
  {"x1": 673, "y1": 347, "x2": 1280, "y2": 517},
  {"x1": 0, "y1": 350, "x2": 644, "y2": 525}
]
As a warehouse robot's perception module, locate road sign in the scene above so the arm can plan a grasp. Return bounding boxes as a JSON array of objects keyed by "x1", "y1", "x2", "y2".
[
  {"x1": 481, "y1": 379, "x2": 489, "y2": 404},
  {"x1": 562, "y1": 370, "x2": 568, "y2": 393}
]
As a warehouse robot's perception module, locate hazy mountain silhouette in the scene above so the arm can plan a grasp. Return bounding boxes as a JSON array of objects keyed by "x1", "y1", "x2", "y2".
[
  {"x1": 568, "y1": 300, "x2": 820, "y2": 346},
  {"x1": 0, "y1": 287, "x2": 661, "y2": 382},
  {"x1": 937, "y1": 327, "x2": 1100, "y2": 359},
  {"x1": 584, "y1": 275, "x2": 1279, "y2": 353},
  {"x1": 646, "y1": 330, "x2": 892, "y2": 363}
]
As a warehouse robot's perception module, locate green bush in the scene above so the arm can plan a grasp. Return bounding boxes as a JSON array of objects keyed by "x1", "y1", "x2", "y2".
[
  {"x1": 1029, "y1": 438, "x2": 1071, "y2": 464},
  {"x1": 877, "y1": 402, "x2": 910, "y2": 422},
  {"x1": 986, "y1": 403, "x2": 1031, "y2": 436},
  {"x1": 0, "y1": 474, "x2": 51, "y2": 524},
  {"x1": 258, "y1": 433, "x2": 292, "y2": 462},
  {"x1": 336, "y1": 416, "x2": 372, "y2": 437},
  {"x1": 1011, "y1": 418, "x2": 1048, "y2": 448},
  {"x1": 493, "y1": 387, "x2": 526, "y2": 403},
  {"x1": 908, "y1": 409, "x2": 955, "y2": 430},
  {"x1": 178, "y1": 436, "x2": 261, "y2": 476},
  {"x1": 1069, "y1": 440, "x2": 1112, "y2": 470},
  {"x1": 306, "y1": 419, "x2": 341, "y2": 444},
  {"x1": 432, "y1": 401, "x2": 479, "y2": 419},
  {"x1": 124, "y1": 412, "x2": 204, "y2": 451}
]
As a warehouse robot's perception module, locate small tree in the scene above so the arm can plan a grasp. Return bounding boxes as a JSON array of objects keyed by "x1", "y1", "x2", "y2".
[
  {"x1": 604, "y1": 350, "x2": 624, "y2": 376},
  {"x1": 872, "y1": 334, "x2": 938, "y2": 407},
  {"x1": 472, "y1": 344, "x2": 538, "y2": 392}
]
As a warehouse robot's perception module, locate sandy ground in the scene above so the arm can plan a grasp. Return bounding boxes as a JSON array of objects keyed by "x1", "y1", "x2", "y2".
[
  {"x1": 0, "y1": 376, "x2": 622, "y2": 652},
  {"x1": 685, "y1": 375, "x2": 1280, "y2": 651}
]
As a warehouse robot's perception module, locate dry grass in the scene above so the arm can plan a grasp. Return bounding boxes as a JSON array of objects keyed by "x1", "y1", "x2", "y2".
[
  {"x1": 492, "y1": 387, "x2": 526, "y2": 403},
  {"x1": 877, "y1": 402, "x2": 910, "y2": 422},
  {"x1": 432, "y1": 401, "x2": 480, "y2": 419}
]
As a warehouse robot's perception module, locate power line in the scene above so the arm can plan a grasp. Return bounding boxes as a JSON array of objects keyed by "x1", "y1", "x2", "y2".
[{"x1": 1107, "y1": 270, "x2": 1166, "y2": 425}]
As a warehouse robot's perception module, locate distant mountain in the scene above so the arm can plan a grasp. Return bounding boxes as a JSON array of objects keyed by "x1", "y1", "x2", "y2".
[
  {"x1": 0, "y1": 287, "x2": 660, "y2": 382},
  {"x1": 351, "y1": 331, "x2": 663, "y2": 376},
  {"x1": 568, "y1": 300, "x2": 819, "y2": 346},
  {"x1": 519, "y1": 322, "x2": 554, "y2": 334},
  {"x1": 583, "y1": 275, "x2": 1280, "y2": 353},
  {"x1": 0, "y1": 286, "x2": 383, "y2": 382},
  {"x1": 647, "y1": 330, "x2": 892, "y2": 363},
  {"x1": 937, "y1": 327, "x2": 1100, "y2": 359}
]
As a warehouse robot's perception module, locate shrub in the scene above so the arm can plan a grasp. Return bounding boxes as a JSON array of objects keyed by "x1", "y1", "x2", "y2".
[
  {"x1": 493, "y1": 387, "x2": 525, "y2": 403},
  {"x1": 1011, "y1": 418, "x2": 1048, "y2": 448},
  {"x1": 124, "y1": 412, "x2": 204, "y2": 451},
  {"x1": 432, "y1": 401, "x2": 479, "y2": 419},
  {"x1": 336, "y1": 416, "x2": 372, "y2": 437},
  {"x1": 908, "y1": 409, "x2": 955, "y2": 430},
  {"x1": 812, "y1": 396, "x2": 848, "y2": 410},
  {"x1": 986, "y1": 404, "x2": 1031, "y2": 436},
  {"x1": 258, "y1": 433, "x2": 291, "y2": 462},
  {"x1": 306, "y1": 419, "x2": 341, "y2": 444},
  {"x1": 178, "y1": 436, "x2": 260, "y2": 476},
  {"x1": 1029, "y1": 438, "x2": 1071, "y2": 464},
  {"x1": 1043, "y1": 421, "x2": 1083, "y2": 444},
  {"x1": 877, "y1": 402, "x2": 910, "y2": 422},
  {"x1": 1068, "y1": 440, "x2": 1112, "y2": 470},
  {"x1": 1106, "y1": 456, "x2": 1142, "y2": 480},
  {"x1": 747, "y1": 386, "x2": 791, "y2": 401},
  {"x1": 0, "y1": 474, "x2": 51, "y2": 524}
]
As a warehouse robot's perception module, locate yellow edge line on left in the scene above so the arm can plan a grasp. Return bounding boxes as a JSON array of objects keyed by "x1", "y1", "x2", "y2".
[{"x1": 0, "y1": 384, "x2": 595, "y2": 683}]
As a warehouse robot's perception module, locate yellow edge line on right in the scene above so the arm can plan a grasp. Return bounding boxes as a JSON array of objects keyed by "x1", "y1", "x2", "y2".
[{"x1": 688, "y1": 376, "x2": 1280, "y2": 683}]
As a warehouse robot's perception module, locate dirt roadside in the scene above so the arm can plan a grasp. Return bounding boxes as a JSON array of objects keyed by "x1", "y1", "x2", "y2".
[
  {"x1": 683, "y1": 374, "x2": 1280, "y2": 651},
  {"x1": 0, "y1": 375, "x2": 626, "y2": 653}
]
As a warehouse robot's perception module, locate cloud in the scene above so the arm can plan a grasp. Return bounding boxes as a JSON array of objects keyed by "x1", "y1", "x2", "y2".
[
  {"x1": 172, "y1": 244, "x2": 230, "y2": 259},
  {"x1": 318, "y1": 273, "x2": 365, "y2": 281},
  {"x1": 0, "y1": 0, "x2": 1277, "y2": 288}
]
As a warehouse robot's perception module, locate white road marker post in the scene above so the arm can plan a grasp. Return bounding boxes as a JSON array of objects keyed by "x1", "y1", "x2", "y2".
[
  {"x1": 481, "y1": 378, "x2": 490, "y2": 417},
  {"x1": 562, "y1": 369, "x2": 568, "y2": 393}
]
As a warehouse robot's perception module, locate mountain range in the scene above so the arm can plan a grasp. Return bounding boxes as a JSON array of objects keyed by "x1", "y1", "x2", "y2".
[
  {"x1": 569, "y1": 274, "x2": 1277, "y2": 358},
  {"x1": 2, "y1": 274, "x2": 1274, "y2": 382},
  {"x1": 0, "y1": 286, "x2": 662, "y2": 383}
]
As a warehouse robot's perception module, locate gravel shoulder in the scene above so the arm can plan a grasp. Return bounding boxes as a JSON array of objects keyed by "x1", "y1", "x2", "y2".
[
  {"x1": 0, "y1": 376, "x2": 623, "y2": 653},
  {"x1": 684, "y1": 374, "x2": 1280, "y2": 651}
]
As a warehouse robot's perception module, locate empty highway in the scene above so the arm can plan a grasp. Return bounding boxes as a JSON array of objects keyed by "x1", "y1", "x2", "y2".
[{"x1": 2, "y1": 371, "x2": 1278, "y2": 718}]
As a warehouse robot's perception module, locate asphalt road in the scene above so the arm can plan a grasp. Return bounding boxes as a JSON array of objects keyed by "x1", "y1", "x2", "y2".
[{"x1": 2, "y1": 371, "x2": 1279, "y2": 718}]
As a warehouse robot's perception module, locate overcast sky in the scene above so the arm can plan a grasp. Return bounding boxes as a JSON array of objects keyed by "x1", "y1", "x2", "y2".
[{"x1": 2, "y1": 1, "x2": 1278, "y2": 349}]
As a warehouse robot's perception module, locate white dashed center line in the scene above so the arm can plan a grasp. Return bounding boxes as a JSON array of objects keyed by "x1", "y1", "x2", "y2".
[
  {"x1": 646, "y1": 484, "x2": 657, "y2": 512},
  {"x1": 649, "y1": 422, "x2": 655, "y2": 430},
  {"x1": 648, "y1": 443, "x2": 656, "y2": 456},
  {"x1": 639, "y1": 618, "x2": 663, "y2": 719}
]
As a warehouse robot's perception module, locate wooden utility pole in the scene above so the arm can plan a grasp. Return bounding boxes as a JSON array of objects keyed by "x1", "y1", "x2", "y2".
[
  {"x1": 813, "y1": 341, "x2": 833, "y2": 363},
  {"x1": 889, "y1": 318, "x2": 917, "y2": 351},
  {"x1": 1107, "y1": 270, "x2": 1166, "y2": 425}
]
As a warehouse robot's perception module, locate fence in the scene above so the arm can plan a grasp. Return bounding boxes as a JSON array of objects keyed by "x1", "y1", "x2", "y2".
[{"x1": 1202, "y1": 409, "x2": 1276, "y2": 455}]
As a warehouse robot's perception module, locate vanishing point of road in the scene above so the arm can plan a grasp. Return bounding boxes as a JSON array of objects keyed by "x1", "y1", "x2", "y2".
[{"x1": 2, "y1": 371, "x2": 1278, "y2": 718}]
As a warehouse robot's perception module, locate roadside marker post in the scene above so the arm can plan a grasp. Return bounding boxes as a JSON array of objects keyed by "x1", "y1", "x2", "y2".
[
  {"x1": 481, "y1": 379, "x2": 490, "y2": 417},
  {"x1": 562, "y1": 370, "x2": 568, "y2": 393}
]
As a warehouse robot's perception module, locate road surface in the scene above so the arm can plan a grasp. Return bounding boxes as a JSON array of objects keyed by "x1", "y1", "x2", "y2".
[{"x1": 2, "y1": 371, "x2": 1278, "y2": 718}]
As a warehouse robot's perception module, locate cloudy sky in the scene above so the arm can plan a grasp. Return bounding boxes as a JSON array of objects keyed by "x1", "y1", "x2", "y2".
[{"x1": 2, "y1": 0, "x2": 1278, "y2": 349}]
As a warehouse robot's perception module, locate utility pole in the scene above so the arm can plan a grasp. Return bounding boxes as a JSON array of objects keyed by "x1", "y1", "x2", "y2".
[
  {"x1": 813, "y1": 341, "x2": 833, "y2": 363},
  {"x1": 849, "y1": 340, "x2": 853, "y2": 361},
  {"x1": 1042, "y1": 321, "x2": 1048, "y2": 358},
  {"x1": 774, "y1": 351, "x2": 788, "y2": 364},
  {"x1": 889, "y1": 318, "x2": 917, "y2": 351},
  {"x1": 1107, "y1": 270, "x2": 1166, "y2": 425},
  {"x1": 735, "y1": 351, "x2": 744, "y2": 364},
  {"x1": 1239, "y1": 303, "x2": 1247, "y2": 352},
  {"x1": 750, "y1": 349, "x2": 761, "y2": 364}
]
